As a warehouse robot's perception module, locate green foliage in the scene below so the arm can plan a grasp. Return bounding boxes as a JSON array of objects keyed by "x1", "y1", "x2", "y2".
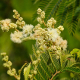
[
  {"x1": 63, "y1": 67, "x2": 80, "y2": 73},
  {"x1": 33, "y1": 0, "x2": 80, "y2": 35},
  {"x1": 24, "y1": 63, "x2": 31, "y2": 80},
  {"x1": 30, "y1": 47, "x2": 80, "y2": 80},
  {"x1": 70, "y1": 48, "x2": 80, "y2": 58}
]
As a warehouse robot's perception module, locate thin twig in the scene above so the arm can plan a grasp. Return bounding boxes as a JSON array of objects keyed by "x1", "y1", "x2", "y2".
[
  {"x1": 50, "y1": 70, "x2": 60, "y2": 80},
  {"x1": 42, "y1": 20, "x2": 47, "y2": 27},
  {"x1": 15, "y1": 28, "x2": 19, "y2": 32}
]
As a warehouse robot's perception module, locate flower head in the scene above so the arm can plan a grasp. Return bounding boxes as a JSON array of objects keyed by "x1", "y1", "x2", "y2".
[
  {"x1": 47, "y1": 28, "x2": 59, "y2": 42},
  {"x1": 37, "y1": 8, "x2": 42, "y2": 14},
  {"x1": 10, "y1": 31, "x2": 23, "y2": 43},
  {"x1": 0, "y1": 19, "x2": 11, "y2": 32},
  {"x1": 23, "y1": 24, "x2": 34, "y2": 37}
]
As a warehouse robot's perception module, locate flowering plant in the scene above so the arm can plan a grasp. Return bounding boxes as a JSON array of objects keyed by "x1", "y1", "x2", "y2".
[{"x1": 0, "y1": 8, "x2": 80, "y2": 80}]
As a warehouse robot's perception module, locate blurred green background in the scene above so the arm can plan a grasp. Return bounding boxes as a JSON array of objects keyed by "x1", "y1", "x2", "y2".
[{"x1": 0, "y1": 0, "x2": 80, "y2": 80}]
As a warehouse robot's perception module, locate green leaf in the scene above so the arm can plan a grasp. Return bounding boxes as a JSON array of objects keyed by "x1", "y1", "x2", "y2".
[
  {"x1": 60, "y1": 53, "x2": 72, "y2": 69},
  {"x1": 77, "y1": 51, "x2": 80, "y2": 58},
  {"x1": 33, "y1": 0, "x2": 80, "y2": 35},
  {"x1": 70, "y1": 48, "x2": 80, "y2": 58},
  {"x1": 24, "y1": 63, "x2": 31, "y2": 80},
  {"x1": 63, "y1": 67, "x2": 80, "y2": 73},
  {"x1": 70, "y1": 48, "x2": 79, "y2": 55}
]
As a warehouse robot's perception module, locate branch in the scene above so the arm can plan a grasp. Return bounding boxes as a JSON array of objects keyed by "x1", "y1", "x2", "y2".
[
  {"x1": 42, "y1": 20, "x2": 47, "y2": 27},
  {"x1": 50, "y1": 70, "x2": 60, "y2": 80}
]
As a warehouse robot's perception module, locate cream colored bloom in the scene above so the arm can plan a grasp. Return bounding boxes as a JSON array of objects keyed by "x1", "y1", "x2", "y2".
[
  {"x1": 37, "y1": 17, "x2": 42, "y2": 24},
  {"x1": 10, "y1": 31, "x2": 23, "y2": 43},
  {"x1": 37, "y1": 8, "x2": 42, "y2": 14},
  {"x1": 7, "y1": 70, "x2": 14, "y2": 76},
  {"x1": 56, "y1": 28, "x2": 61, "y2": 34},
  {"x1": 60, "y1": 40, "x2": 67, "y2": 50},
  {"x1": 58, "y1": 25, "x2": 64, "y2": 31},
  {"x1": 47, "y1": 19, "x2": 53, "y2": 28},
  {"x1": 0, "y1": 19, "x2": 11, "y2": 31},
  {"x1": 55, "y1": 36, "x2": 63, "y2": 46},
  {"x1": 3, "y1": 61, "x2": 12, "y2": 68},
  {"x1": 41, "y1": 11, "x2": 45, "y2": 18},
  {"x1": 23, "y1": 24, "x2": 34, "y2": 37},
  {"x1": 9, "y1": 23, "x2": 17, "y2": 28},
  {"x1": 47, "y1": 28, "x2": 59, "y2": 42},
  {"x1": 51, "y1": 17, "x2": 56, "y2": 24},
  {"x1": 2, "y1": 56, "x2": 8, "y2": 61}
]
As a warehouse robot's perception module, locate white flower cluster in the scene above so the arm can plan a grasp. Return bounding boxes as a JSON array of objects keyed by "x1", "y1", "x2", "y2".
[
  {"x1": 0, "y1": 19, "x2": 11, "y2": 32},
  {"x1": 0, "y1": 8, "x2": 67, "y2": 52},
  {"x1": 47, "y1": 18, "x2": 56, "y2": 28},
  {"x1": 23, "y1": 24, "x2": 34, "y2": 37},
  {"x1": 1, "y1": 52, "x2": 20, "y2": 80},
  {"x1": 37, "y1": 8, "x2": 45, "y2": 24},
  {"x1": 47, "y1": 28, "x2": 58, "y2": 42},
  {"x1": 10, "y1": 31, "x2": 23, "y2": 43},
  {"x1": 0, "y1": 10, "x2": 25, "y2": 43}
]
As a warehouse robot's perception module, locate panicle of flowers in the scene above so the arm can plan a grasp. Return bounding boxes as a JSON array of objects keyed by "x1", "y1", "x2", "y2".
[
  {"x1": 47, "y1": 17, "x2": 56, "y2": 28},
  {"x1": 0, "y1": 9, "x2": 26, "y2": 43},
  {"x1": 1, "y1": 52, "x2": 20, "y2": 80},
  {"x1": 13, "y1": 9, "x2": 25, "y2": 29},
  {"x1": 0, "y1": 8, "x2": 68, "y2": 79},
  {"x1": 37, "y1": 8, "x2": 45, "y2": 24},
  {"x1": 0, "y1": 8, "x2": 67, "y2": 59}
]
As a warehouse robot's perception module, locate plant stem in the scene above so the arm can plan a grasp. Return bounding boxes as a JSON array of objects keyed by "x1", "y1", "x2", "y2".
[
  {"x1": 42, "y1": 20, "x2": 47, "y2": 27},
  {"x1": 50, "y1": 70, "x2": 60, "y2": 80}
]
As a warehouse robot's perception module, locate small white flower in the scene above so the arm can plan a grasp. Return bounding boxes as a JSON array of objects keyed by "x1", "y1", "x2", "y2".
[
  {"x1": 56, "y1": 28, "x2": 61, "y2": 35},
  {"x1": 23, "y1": 24, "x2": 34, "y2": 37},
  {"x1": 58, "y1": 25, "x2": 64, "y2": 31},
  {"x1": 37, "y1": 17, "x2": 42, "y2": 24},
  {"x1": 0, "y1": 19, "x2": 11, "y2": 31},
  {"x1": 51, "y1": 17, "x2": 56, "y2": 24},
  {"x1": 37, "y1": 8, "x2": 42, "y2": 14},
  {"x1": 9, "y1": 23, "x2": 17, "y2": 28},
  {"x1": 10, "y1": 31, "x2": 23, "y2": 43},
  {"x1": 55, "y1": 36, "x2": 63, "y2": 46},
  {"x1": 47, "y1": 19, "x2": 53, "y2": 28},
  {"x1": 47, "y1": 28, "x2": 59, "y2": 42},
  {"x1": 41, "y1": 11, "x2": 45, "y2": 18},
  {"x1": 60, "y1": 40, "x2": 67, "y2": 50},
  {"x1": 1, "y1": 24, "x2": 9, "y2": 32}
]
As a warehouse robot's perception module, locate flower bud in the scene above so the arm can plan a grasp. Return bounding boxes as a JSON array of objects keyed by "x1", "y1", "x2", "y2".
[
  {"x1": 33, "y1": 70, "x2": 37, "y2": 75},
  {"x1": 1, "y1": 52, "x2": 6, "y2": 56}
]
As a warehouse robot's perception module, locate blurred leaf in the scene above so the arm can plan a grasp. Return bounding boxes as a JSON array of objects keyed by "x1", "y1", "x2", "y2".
[
  {"x1": 70, "y1": 48, "x2": 80, "y2": 58},
  {"x1": 24, "y1": 63, "x2": 31, "y2": 80},
  {"x1": 64, "y1": 67, "x2": 80, "y2": 73},
  {"x1": 70, "y1": 48, "x2": 79, "y2": 55}
]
